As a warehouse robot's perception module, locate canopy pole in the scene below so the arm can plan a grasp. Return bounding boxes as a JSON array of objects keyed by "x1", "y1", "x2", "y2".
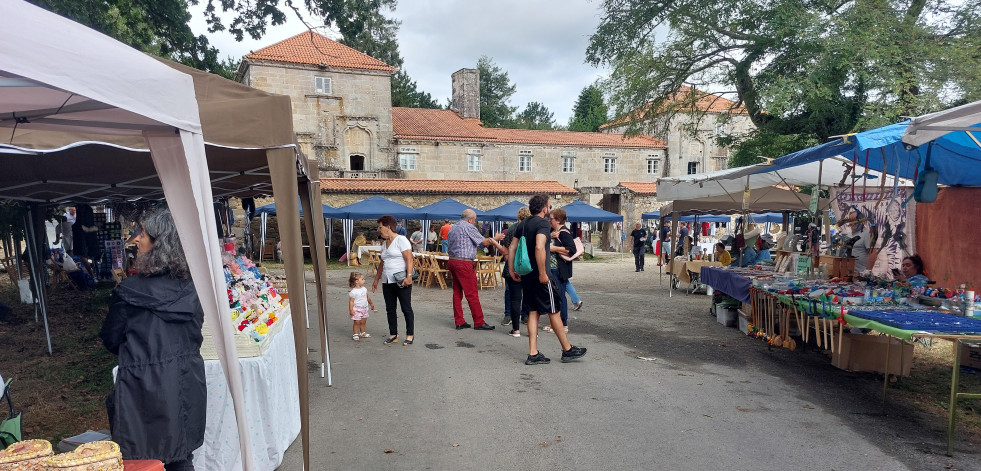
[
  {"x1": 669, "y1": 212, "x2": 679, "y2": 298},
  {"x1": 267, "y1": 147, "x2": 311, "y2": 471},
  {"x1": 24, "y1": 208, "x2": 51, "y2": 355}
]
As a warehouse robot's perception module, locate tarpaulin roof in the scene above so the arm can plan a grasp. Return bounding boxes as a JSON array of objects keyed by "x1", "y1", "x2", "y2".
[
  {"x1": 335, "y1": 195, "x2": 422, "y2": 220},
  {"x1": 659, "y1": 186, "x2": 815, "y2": 215},
  {"x1": 416, "y1": 198, "x2": 482, "y2": 221},
  {"x1": 641, "y1": 211, "x2": 730, "y2": 222},
  {"x1": 902, "y1": 99, "x2": 981, "y2": 148},
  {"x1": 768, "y1": 119, "x2": 981, "y2": 187},
  {"x1": 656, "y1": 158, "x2": 907, "y2": 201},
  {"x1": 559, "y1": 200, "x2": 623, "y2": 223},
  {"x1": 479, "y1": 200, "x2": 526, "y2": 222}
]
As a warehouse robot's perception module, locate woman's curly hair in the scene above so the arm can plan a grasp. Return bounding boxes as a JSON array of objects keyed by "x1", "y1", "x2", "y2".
[{"x1": 134, "y1": 208, "x2": 190, "y2": 279}]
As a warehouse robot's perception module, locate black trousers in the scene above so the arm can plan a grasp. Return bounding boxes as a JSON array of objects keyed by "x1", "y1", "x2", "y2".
[
  {"x1": 382, "y1": 283, "x2": 414, "y2": 336},
  {"x1": 632, "y1": 246, "x2": 645, "y2": 270}
]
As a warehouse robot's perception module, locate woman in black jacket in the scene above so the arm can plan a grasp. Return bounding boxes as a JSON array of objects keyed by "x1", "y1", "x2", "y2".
[
  {"x1": 547, "y1": 208, "x2": 577, "y2": 333},
  {"x1": 99, "y1": 208, "x2": 205, "y2": 470}
]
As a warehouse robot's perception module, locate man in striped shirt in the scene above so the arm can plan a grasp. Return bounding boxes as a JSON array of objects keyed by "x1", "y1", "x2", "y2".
[{"x1": 447, "y1": 209, "x2": 506, "y2": 330}]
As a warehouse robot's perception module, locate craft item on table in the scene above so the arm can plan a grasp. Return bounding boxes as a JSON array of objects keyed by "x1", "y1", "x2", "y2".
[
  {"x1": 0, "y1": 439, "x2": 53, "y2": 470},
  {"x1": 44, "y1": 441, "x2": 122, "y2": 471}
]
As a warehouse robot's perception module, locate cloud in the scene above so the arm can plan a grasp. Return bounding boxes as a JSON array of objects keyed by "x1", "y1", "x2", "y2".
[{"x1": 190, "y1": 0, "x2": 608, "y2": 123}]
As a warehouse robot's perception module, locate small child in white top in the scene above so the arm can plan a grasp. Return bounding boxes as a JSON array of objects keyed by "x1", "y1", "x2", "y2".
[{"x1": 348, "y1": 272, "x2": 375, "y2": 340}]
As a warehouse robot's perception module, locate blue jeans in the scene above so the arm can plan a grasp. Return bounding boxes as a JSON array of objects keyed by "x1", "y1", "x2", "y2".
[
  {"x1": 566, "y1": 281, "x2": 580, "y2": 304},
  {"x1": 441, "y1": 239, "x2": 448, "y2": 253},
  {"x1": 550, "y1": 268, "x2": 568, "y2": 326}
]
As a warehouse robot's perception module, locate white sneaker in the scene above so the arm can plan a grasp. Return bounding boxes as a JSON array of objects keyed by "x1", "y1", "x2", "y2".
[{"x1": 509, "y1": 329, "x2": 521, "y2": 337}]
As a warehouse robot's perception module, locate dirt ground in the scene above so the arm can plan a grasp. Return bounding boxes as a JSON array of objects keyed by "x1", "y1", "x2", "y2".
[{"x1": 1, "y1": 253, "x2": 980, "y2": 468}]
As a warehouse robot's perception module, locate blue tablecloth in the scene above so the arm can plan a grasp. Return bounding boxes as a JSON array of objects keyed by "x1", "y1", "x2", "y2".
[
  {"x1": 847, "y1": 310, "x2": 981, "y2": 335},
  {"x1": 700, "y1": 267, "x2": 752, "y2": 304}
]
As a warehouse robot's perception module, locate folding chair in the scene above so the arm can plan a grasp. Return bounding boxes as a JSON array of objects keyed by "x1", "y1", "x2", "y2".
[
  {"x1": 475, "y1": 255, "x2": 498, "y2": 289},
  {"x1": 1, "y1": 378, "x2": 22, "y2": 448}
]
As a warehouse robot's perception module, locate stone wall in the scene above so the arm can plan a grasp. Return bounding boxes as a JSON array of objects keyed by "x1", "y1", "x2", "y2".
[
  {"x1": 242, "y1": 61, "x2": 394, "y2": 172},
  {"x1": 320, "y1": 192, "x2": 576, "y2": 212},
  {"x1": 394, "y1": 140, "x2": 666, "y2": 189}
]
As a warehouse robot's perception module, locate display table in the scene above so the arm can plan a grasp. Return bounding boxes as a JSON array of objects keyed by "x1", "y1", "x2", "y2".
[
  {"x1": 700, "y1": 266, "x2": 752, "y2": 303},
  {"x1": 192, "y1": 312, "x2": 301, "y2": 471},
  {"x1": 357, "y1": 245, "x2": 382, "y2": 261}
]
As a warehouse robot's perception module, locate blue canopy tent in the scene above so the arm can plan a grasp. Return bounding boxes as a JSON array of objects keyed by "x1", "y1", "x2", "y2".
[
  {"x1": 560, "y1": 200, "x2": 623, "y2": 223},
  {"x1": 480, "y1": 200, "x2": 526, "y2": 222},
  {"x1": 255, "y1": 200, "x2": 343, "y2": 259},
  {"x1": 765, "y1": 119, "x2": 981, "y2": 193},
  {"x1": 335, "y1": 196, "x2": 423, "y2": 265},
  {"x1": 415, "y1": 198, "x2": 483, "y2": 251}
]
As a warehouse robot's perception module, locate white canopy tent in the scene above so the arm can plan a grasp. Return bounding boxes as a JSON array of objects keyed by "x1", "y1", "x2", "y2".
[
  {"x1": 902, "y1": 100, "x2": 981, "y2": 147},
  {"x1": 656, "y1": 159, "x2": 909, "y2": 201},
  {"x1": 0, "y1": 2, "x2": 327, "y2": 470}
]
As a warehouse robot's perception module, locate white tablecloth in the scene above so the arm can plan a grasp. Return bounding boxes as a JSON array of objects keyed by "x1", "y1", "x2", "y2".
[
  {"x1": 357, "y1": 245, "x2": 382, "y2": 260},
  {"x1": 192, "y1": 313, "x2": 301, "y2": 471}
]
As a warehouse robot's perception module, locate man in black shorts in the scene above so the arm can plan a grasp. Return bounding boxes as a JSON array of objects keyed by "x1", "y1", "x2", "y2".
[{"x1": 508, "y1": 194, "x2": 587, "y2": 365}]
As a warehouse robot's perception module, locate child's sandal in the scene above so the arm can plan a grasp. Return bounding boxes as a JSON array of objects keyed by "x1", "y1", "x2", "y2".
[
  {"x1": 360, "y1": 332, "x2": 370, "y2": 338},
  {"x1": 352, "y1": 333, "x2": 360, "y2": 341}
]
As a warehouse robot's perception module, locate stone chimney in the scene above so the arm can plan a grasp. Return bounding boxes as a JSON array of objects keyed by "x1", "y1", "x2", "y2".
[{"x1": 451, "y1": 68, "x2": 480, "y2": 120}]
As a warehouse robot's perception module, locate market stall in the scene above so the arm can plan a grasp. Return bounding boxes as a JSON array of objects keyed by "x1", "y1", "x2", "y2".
[
  {"x1": 335, "y1": 196, "x2": 422, "y2": 265},
  {"x1": 416, "y1": 198, "x2": 482, "y2": 251},
  {"x1": 0, "y1": 4, "x2": 326, "y2": 468}
]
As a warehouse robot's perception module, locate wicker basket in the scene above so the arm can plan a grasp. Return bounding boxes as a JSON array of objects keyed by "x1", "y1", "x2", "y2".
[
  {"x1": 44, "y1": 441, "x2": 122, "y2": 471},
  {"x1": 0, "y1": 439, "x2": 53, "y2": 471}
]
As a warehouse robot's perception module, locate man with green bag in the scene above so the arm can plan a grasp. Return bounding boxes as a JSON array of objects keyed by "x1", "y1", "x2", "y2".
[{"x1": 508, "y1": 195, "x2": 587, "y2": 366}]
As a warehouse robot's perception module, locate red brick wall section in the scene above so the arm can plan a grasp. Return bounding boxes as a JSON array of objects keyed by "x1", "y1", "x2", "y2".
[{"x1": 914, "y1": 187, "x2": 981, "y2": 290}]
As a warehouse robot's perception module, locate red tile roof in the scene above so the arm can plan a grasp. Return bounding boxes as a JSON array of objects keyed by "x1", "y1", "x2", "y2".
[
  {"x1": 619, "y1": 181, "x2": 657, "y2": 195},
  {"x1": 320, "y1": 178, "x2": 578, "y2": 195},
  {"x1": 600, "y1": 86, "x2": 748, "y2": 130},
  {"x1": 393, "y1": 108, "x2": 665, "y2": 148},
  {"x1": 246, "y1": 32, "x2": 395, "y2": 72}
]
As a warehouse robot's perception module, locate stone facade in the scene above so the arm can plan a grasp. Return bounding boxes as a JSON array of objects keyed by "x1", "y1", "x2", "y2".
[
  {"x1": 239, "y1": 61, "x2": 396, "y2": 174},
  {"x1": 394, "y1": 141, "x2": 666, "y2": 190},
  {"x1": 604, "y1": 111, "x2": 754, "y2": 178}
]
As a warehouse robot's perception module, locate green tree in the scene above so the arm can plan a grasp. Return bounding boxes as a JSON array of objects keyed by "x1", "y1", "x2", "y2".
[
  {"x1": 391, "y1": 70, "x2": 440, "y2": 108},
  {"x1": 514, "y1": 102, "x2": 556, "y2": 130},
  {"x1": 477, "y1": 56, "x2": 518, "y2": 128},
  {"x1": 568, "y1": 85, "x2": 609, "y2": 132},
  {"x1": 586, "y1": 0, "x2": 981, "y2": 162},
  {"x1": 28, "y1": 0, "x2": 390, "y2": 79}
]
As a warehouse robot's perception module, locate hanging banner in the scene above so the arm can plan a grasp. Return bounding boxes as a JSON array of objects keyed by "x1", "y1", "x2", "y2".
[{"x1": 830, "y1": 187, "x2": 916, "y2": 278}]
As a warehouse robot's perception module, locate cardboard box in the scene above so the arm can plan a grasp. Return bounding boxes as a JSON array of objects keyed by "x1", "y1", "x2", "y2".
[
  {"x1": 738, "y1": 310, "x2": 752, "y2": 335},
  {"x1": 960, "y1": 343, "x2": 981, "y2": 370},
  {"x1": 832, "y1": 333, "x2": 913, "y2": 376}
]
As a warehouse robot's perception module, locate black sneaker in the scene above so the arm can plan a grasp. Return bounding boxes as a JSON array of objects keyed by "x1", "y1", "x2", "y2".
[
  {"x1": 474, "y1": 323, "x2": 495, "y2": 331},
  {"x1": 456, "y1": 323, "x2": 472, "y2": 330},
  {"x1": 525, "y1": 352, "x2": 551, "y2": 365},
  {"x1": 561, "y1": 346, "x2": 587, "y2": 363}
]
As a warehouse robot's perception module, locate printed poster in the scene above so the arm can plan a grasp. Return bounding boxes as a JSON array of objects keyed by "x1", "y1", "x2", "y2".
[{"x1": 830, "y1": 187, "x2": 916, "y2": 278}]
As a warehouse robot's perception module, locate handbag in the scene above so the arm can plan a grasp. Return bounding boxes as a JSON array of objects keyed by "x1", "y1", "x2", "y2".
[
  {"x1": 559, "y1": 229, "x2": 585, "y2": 262},
  {"x1": 514, "y1": 222, "x2": 534, "y2": 276},
  {"x1": 392, "y1": 269, "x2": 420, "y2": 287}
]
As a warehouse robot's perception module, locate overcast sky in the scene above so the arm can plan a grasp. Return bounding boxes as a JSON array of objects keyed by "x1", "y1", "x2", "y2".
[{"x1": 190, "y1": 0, "x2": 609, "y2": 124}]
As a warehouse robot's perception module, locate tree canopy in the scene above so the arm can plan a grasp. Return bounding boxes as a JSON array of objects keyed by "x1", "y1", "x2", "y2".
[
  {"x1": 477, "y1": 56, "x2": 519, "y2": 128},
  {"x1": 514, "y1": 102, "x2": 556, "y2": 130},
  {"x1": 568, "y1": 85, "x2": 609, "y2": 132},
  {"x1": 587, "y1": 0, "x2": 981, "y2": 164}
]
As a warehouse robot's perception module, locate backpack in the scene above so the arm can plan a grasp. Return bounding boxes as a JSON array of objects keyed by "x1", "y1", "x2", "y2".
[
  {"x1": 513, "y1": 222, "x2": 533, "y2": 275},
  {"x1": 560, "y1": 229, "x2": 584, "y2": 262}
]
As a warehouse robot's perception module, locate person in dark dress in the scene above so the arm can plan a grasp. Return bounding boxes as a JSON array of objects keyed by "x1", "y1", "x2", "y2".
[{"x1": 99, "y1": 208, "x2": 205, "y2": 470}]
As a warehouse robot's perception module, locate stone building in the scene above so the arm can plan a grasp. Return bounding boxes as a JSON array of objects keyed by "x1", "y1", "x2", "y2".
[
  {"x1": 237, "y1": 33, "x2": 668, "y2": 244},
  {"x1": 601, "y1": 86, "x2": 754, "y2": 177},
  {"x1": 235, "y1": 32, "x2": 397, "y2": 176}
]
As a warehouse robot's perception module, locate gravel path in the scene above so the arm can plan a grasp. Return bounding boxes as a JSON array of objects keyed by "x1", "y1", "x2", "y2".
[{"x1": 274, "y1": 255, "x2": 979, "y2": 470}]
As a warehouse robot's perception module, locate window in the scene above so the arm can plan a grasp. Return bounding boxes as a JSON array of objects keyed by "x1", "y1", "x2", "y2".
[
  {"x1": 350, "y1": 154, "x2": 365, "y2": 171},
  {"x1": 687, "y1": 162, "x2": 699, "y2": 174},
  {"x1": 604, "y1": 158, "x2": 616, "y2": 173},
  {"x1": 467, "y1": 154, "x2": 481, "y2": 171},
  {"x1": 518, "y1": 155, "x2": 532, "y2": 172},
  {"x1": 315, "y1": 76, "x2": 332, "y2": 94},
  {"x1": 562, "y1": 157, "x2": 575, "y2": 173},
  {"x1": 647, "y1": 159, "x2": 659, "y2": 175},
  {"x1": 398, "y1": 153, "x2": 417, "y2": 170}
]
